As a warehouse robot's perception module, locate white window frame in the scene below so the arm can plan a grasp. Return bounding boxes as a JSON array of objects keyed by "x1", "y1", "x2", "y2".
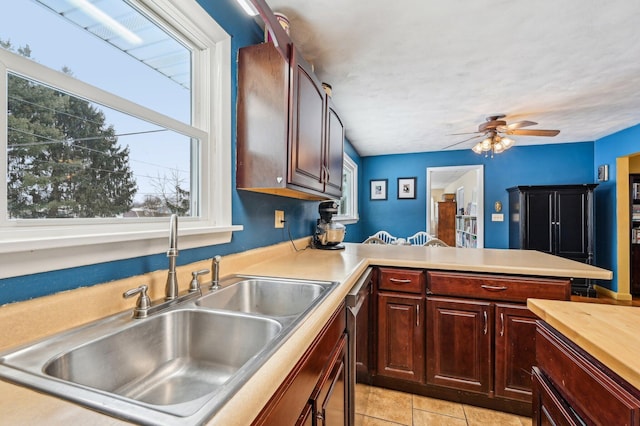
[
  {"x1": 334, "y1": 154, "x2": 359, "y2": 224},
  {"x1": 0, "y1": 0, "x2": 241, "y2": 279}
]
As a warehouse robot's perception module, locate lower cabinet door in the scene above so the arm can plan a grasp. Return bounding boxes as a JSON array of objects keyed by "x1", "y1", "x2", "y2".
[
  {"x1": 296, "y1": 402, "x2": 314, "y2": 426},
  {"x1": 532, "y1": 367, "x2": 583, "y2": 426},
  {"x1": 426, "y1": 297, "x2": 492, "y2": 394},
  {"x1": 494, "y1": 304, "x2": 537, "y2": 402},
  {"x1": 377, "y1": 292, "x2": 425, "y2": 383},
  {"x1": 315, "y1": 335, "x2": 348, "y2": 426}
]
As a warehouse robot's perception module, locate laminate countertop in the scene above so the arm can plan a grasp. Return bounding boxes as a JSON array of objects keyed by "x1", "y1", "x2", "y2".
[
  {"x1": 527, "y1": 299, "x2": 640, "y2": 390},
  {"x1": 0, "y1": 242, "x2": 612, "y2": 425}
]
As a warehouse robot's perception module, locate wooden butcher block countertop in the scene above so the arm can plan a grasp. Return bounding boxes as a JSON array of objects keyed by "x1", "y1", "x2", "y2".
[{"x1": 528, "y1": 298, "x2": 640, "y2": 390}]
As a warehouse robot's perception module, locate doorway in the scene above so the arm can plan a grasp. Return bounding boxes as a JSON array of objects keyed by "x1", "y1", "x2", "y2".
[{"x1": 426, "y1": 165, "x2": 484, "y2": 248}]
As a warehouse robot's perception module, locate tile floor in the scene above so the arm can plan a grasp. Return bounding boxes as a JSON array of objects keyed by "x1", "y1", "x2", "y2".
[{"x1": 355, "y1": 384, "x2": 532, "y2": 426}]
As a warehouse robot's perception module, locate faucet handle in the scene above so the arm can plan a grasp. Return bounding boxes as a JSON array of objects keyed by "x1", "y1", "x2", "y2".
[
  {"x1": 189, "y1": 269, "x2": 210, "y2": 292},
  {"x1": 123, "y1": 285, "x2": 151, "y2": 318}
]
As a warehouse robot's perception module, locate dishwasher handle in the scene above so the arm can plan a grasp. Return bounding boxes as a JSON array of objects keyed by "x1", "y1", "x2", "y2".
[{"x1": 346, "y1": 267, "x2": 373, "y2": 311}]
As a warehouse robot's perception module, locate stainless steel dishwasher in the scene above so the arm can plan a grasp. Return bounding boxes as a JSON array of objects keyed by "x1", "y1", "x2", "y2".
[{"x1": 345, "y1": 267, "x2": 373, "y2": 426}]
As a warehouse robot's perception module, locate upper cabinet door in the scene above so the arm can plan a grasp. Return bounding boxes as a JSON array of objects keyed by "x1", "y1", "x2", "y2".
[
  {"x1": 289, "y1": 48, "x2": 325, "y2": 193},
  {"x1": 324, "y1": 99, "x2": 344, "y2": 198}
]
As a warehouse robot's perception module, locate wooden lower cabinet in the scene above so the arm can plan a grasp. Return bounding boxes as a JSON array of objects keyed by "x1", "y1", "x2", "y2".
[
  {"x1": 495, "y1": 304, "x2": 538, "y2": 402},
  {"x1": 426, "y1": 297, "x2": 491, "y2": 394},
  {"x1": 370, "y1": 268, "x2": 570, "y2": 417},
  {"x1": 253, "y1": 303, "x2": 347, "y2": 426},
  {"x1": 532, "y1": 367, "x2": 582, "y2": 426},
  {"x1": 377, "y1": 292, "x2": 425, "y2": 383},
  {"x1": 313, "y1": 335, "x2": 347, "y2": 425},
  {"x1": 534, "y1": 322, "x2": 640, "y2": 425},
  {"x1": 426, "y1": 297, "x2": 538, "y2": 401}
]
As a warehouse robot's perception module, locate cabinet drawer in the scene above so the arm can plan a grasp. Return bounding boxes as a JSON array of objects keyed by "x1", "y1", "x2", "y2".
[
  {"x1": 536, "y1": 323, "x2": 640, "y2": 425},
  {"x1": 378, "y1": 268, "x2": 425, "y2": 294},
  {"x1": 532, "y1": 366, "x2": 583, "y2": 426},
  {"x1": 427, "y1": 271, "x2": 570, "y2": 302}
]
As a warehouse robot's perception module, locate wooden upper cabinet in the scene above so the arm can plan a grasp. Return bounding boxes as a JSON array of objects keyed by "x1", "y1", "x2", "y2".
[
  {"x1": 237, "y1": 42, "x2": 343, "y2": 200},
  {"x1": 324, "y1": 98, "x2": 345, "y2": 198},
  {"x1": 289, "y1": 48, "x2": 325, "y2": 194}
]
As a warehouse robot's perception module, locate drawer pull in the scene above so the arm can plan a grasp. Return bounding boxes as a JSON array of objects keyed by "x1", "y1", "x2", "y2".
[
  {"x1": 389, "y1": 278, "x2": 412, "y2": 284},
  {"x1": 481, "y1": 284, "x2": 508, "y2": 292}
]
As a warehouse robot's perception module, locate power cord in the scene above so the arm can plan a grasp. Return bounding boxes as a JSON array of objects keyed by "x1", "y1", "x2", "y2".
[{"x1": 283, "y1": 217, "x2": 310, "y2": 252}]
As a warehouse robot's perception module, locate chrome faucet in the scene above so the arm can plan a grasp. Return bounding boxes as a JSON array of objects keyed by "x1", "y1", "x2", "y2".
[
  {"x1": 165, "y1": 214, "x2": 179, "y2": 300},
  {"x1": 210, "y1": 255, "x2": 221, "y2": 290}
]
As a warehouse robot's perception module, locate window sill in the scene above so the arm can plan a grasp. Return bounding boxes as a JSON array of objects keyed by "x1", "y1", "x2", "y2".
[
  {"x1": 0, "y1": 224, "x2": 243, "y2": 279},
  {"x1": 334, "y1": 216, "x2": 359, "y2": 225}
]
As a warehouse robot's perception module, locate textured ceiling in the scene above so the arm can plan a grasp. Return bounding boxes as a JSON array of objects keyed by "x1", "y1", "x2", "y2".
[{"x1": 264, "y1": 0, "x2": 640, "y2": 157}]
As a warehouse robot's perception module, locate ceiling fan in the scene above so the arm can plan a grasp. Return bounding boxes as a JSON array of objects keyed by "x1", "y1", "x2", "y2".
[{"x1": 444, "y1": 114, "x2": 560, "y2": 155}]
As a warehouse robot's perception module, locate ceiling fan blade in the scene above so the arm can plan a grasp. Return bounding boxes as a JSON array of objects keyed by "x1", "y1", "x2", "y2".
[
  {"x1": 496, "y1": 120, "x2": 537, "y2": 132},
  {"x1": 449, "y1": 131, "x2": 482, "y2": 136},
  {"x1": 442, "y1": 134, "x2": 485, "y2": 150},
  {"x1": 508, "y1": 129, "x2": 560, "y2": 137}
]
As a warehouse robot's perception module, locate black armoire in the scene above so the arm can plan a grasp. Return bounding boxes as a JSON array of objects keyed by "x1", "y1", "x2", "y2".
[{"x1": 507, "y1": 184, "x2": 598, "y2": 296}]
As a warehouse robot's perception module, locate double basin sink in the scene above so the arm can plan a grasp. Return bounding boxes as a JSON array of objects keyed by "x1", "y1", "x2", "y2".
[{"x1": 0, "y1": 276, "x2": 338, "y2": 425}]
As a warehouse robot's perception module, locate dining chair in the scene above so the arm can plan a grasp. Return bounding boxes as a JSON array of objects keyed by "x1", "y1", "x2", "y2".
[
  {"x1": 362, "y1": 236, "x2": 386, "y2": 244},
  {"x1": 407, "y1": 231, "x2": 433, "y2": 246},
  {"x1": 368, "y1": 230, "x2": 397, "y2": 244},
  {"x1": 424, "y1": 238, "x2": 449, "y2": 247}
]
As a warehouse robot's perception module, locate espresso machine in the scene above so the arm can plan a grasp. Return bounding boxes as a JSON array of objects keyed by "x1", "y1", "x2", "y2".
[{"x1": 312, "y1": 200, "x2": 346, "y2": 250}]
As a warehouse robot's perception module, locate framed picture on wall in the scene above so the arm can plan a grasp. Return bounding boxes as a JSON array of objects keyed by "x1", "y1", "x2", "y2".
[
  {"x1": 370, "y1": 179, "x2": 388, "y2": 200},
  {"x1": 397, "y1": 177, "x2": 416, "y2": 199}
]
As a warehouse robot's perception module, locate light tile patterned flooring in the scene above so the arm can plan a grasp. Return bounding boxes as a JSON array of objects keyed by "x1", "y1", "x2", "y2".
[{"x1": 355, "y1": 384, "x2": 532, "y2": 426}]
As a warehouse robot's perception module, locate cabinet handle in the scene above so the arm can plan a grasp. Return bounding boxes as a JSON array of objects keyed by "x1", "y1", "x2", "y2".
[
  {"x1": 389, "y1": 278, "x2": 412, "y2": 284},
  {"x1": 481, "y1": 284, "x2": 508, "y2": 292},
  {"x1": 321, "y1": 165, "x2": 329, "y2": 183},
  {"x1": 500, "y1": 312, "x2": 505, "y2": 337},
  {"x1": 416, "y1": 304, "x2": 420, "y2": 327},
  {"x1": 483, "y1": 311, "x2": 488, "y2": 335}
]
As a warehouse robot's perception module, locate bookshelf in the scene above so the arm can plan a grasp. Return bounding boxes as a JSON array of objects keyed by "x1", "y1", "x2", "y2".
[
  {"x1": 455, "y1": 215, "x2": 477, "y2": 248},
  {"x1": 631, "y1": 175, "x2": 640, "y2": 295}
]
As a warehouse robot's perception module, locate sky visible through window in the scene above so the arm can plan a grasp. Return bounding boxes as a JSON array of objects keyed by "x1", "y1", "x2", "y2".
[{"x1": 1, "y1": 1, "x2": 193, "y2": 210}]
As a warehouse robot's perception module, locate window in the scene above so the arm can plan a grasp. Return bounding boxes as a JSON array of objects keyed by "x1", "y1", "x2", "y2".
[
  {"x1": 335, "y1": 154, "x2": 359, "y2": 224},
  {"x1": 0, "y1": 0, "x2": 238, "y2": 279}
]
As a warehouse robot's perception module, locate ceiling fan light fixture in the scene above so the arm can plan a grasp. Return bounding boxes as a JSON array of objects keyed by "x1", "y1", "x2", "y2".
[
  {"x1": 502, "y1": 137, "x2": 514, "y2": 148},
  {"x1": 472, "y1": 143, "x2": 483, "y2": 154},
  {"x1": 480, "y1": 137, "x2": 492, "y2": 151},
  {"x1": 493, "y1": 141, "x2": 505, "y2": 153}
]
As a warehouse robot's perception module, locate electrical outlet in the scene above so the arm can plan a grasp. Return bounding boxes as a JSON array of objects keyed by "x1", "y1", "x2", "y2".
[{"x1": 275, "y1": 210, "x2": 285, "y2": 228}]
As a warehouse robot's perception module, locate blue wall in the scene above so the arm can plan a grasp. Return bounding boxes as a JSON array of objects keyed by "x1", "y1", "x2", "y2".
[
  {"x1": 593, "y1": 123, "x2": 640, "y2": 292},
  {"x1": 1, "y1": 0, "x2": 635, "y2": 304},
  {"x1": 0, "y1": 0, "x2": 359, "y2": 305},
  {"x1": 360, "y1": 142, "x2": 595, "y2": 249}
]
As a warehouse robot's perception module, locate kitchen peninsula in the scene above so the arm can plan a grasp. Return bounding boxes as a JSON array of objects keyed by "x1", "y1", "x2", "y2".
[{"x1": 0, "y1": 242, "x2": 612, "y2": 425}]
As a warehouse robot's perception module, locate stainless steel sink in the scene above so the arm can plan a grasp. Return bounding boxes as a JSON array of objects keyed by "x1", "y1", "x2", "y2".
[
  {"x1": 196, "y1": 277, "x2": 329, "y2": 317},
  {"x1": 44, "y1": 309, "x2": 281, "y2": 406},
  {"x1": 0, "y1": 276, "x2": 338, "y2": 425}
]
